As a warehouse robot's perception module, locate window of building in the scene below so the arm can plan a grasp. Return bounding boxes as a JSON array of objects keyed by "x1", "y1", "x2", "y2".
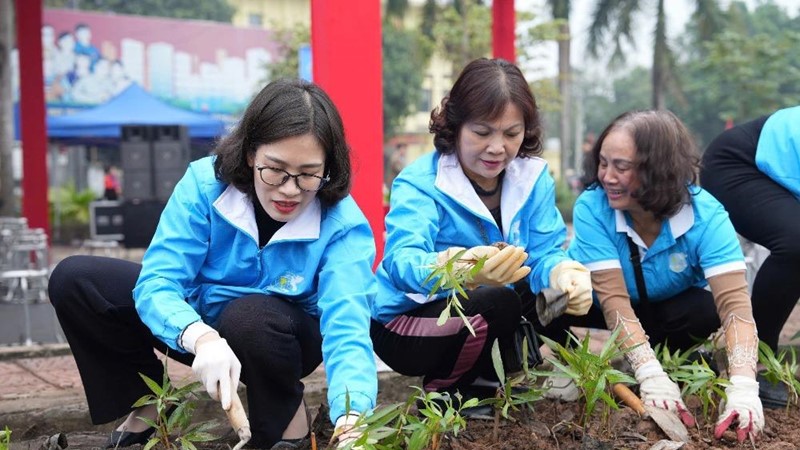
[{"x1": 418, "y1": 88, "x2": 431, "y2": 113}]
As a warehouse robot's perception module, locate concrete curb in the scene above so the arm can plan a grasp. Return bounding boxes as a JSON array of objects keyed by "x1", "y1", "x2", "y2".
[{"x1": 0, "y1": 343, "x2": 72, "y2": 361}]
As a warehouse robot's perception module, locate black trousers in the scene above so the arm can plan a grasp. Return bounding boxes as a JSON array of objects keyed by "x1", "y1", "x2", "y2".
[
  {"x1": 702, "y1": 117, "x2": 800, "y2": 351},
  {"x1": 371, "y1": 284, "x2": 718, "y2": 393},
  {"x1": 523, "y1": 286, "x2": 720, "y2": 352},
  {"x1": 371, "y1": 286, "x2": 523, "y2": 392},
  {"x1": 48, "y1": 255, "x2": 322, "y2": 448}
]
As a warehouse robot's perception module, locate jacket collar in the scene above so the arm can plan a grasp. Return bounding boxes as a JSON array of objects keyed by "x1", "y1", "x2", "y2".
[
  {"x1": 615, "y1": 202, "x2": 694, "y2": 248},
  {"x1": 213, "y1": 185, "x2": 321, "y2": 243},
  {"x1": 434, "y1": 153, "x2": 546, "y2": 236}
]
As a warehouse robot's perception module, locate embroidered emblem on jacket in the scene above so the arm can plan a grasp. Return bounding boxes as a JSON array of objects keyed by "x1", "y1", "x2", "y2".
[
  {"x1": 668, "y1": 252, "x2": 688, "y2": 273},
  {"x1": 272, "y1": 273, "x2": 305, "y2": 293}
]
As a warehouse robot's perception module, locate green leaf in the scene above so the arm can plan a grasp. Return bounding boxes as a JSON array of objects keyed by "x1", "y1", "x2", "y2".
[
  {"x1": 437, "y1": 308, "x2": 450, "y2": 326},
  {"x1": 139, "y1": 373, "x2": 164, "y2": 396},
  {"x1": 491, "y1": 339, "x2": 506, "y2": 387}
]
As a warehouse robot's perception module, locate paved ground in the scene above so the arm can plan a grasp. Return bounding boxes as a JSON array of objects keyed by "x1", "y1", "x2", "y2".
[
  {"x1": 2, "y1": 244, "x2": 800, "y2": 443},
  {"x1": 0, "y1": 245, "x2": 396, "y2": 440}
]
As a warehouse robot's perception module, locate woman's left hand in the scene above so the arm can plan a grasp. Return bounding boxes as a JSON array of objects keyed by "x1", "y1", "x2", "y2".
[
  {"x1": 549, "y1": 260, "x2": 592, "y2": 315},
  {"x1": 714, "y1": 375, "x2": 764, "y2": 442}
]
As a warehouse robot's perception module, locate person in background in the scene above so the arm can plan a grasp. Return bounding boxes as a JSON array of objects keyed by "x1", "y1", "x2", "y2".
[
  {"x1": 388, "y1": 142, "x2": 408, "y2": 179},
  {"x1": 568, "y1": 109, "x2": 763, "y2": 442},
  {"x1": 370, "y1": 58, "x2": 593, "y2": 414},
  {"x1": 701, "y1": 105, "x2": 800, "y2": 410},
  {"x1": 49, "y1": 79, "x2": 376, "y2": 449},
  {"x1": 103, "y1": 164, "x2": 121, "y2": 200}
]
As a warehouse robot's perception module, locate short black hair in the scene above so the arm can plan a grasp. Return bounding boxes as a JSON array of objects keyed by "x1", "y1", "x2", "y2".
[
  {"x1": 429, "y1": 58, "x2": 542, "y2": 157},
  {"x1": 213, "y1": 79, "x2": 351, "y2": 206}
]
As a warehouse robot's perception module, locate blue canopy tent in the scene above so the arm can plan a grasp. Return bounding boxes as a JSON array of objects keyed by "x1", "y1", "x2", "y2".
[{"x1": 47, "y1": 83, "x2": 228, "y2": 141}]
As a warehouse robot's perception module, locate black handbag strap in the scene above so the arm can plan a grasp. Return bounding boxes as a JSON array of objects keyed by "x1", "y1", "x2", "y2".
[{"x1": 625, "y1": 235, "x2": 653, "y2": 322}]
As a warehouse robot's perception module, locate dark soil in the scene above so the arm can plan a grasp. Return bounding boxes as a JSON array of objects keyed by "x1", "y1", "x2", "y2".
[{"x1": 11, "y1": 375, "x2": 800, "y2": 450}]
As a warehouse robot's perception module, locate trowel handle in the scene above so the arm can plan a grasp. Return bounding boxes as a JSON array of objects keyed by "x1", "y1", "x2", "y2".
[
  {"x1": 612, "y1": 383, "x2": 646, "y2": 415},
  {"x1": 226, "y1": 389, "x2": 252, "y2": 448}
]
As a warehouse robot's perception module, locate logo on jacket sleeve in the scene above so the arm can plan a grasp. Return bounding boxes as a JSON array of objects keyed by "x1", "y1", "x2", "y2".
[{"x1": 271, "y1": 272, "x2": 305, "y2": 293}]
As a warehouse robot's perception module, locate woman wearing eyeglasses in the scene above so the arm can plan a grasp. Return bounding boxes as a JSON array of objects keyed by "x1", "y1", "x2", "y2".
[{"x1": 49, "y1": 79, "x2": 377, "y2": 449}]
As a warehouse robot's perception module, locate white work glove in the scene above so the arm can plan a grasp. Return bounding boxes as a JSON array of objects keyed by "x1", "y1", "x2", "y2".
[
  {"x1": 714, "y1": 375, "x2": 764, "y2": 442},
  {"x1": 437, "y1": 245, "x2": 530, "y2": 287},
  {"x1": 334, "y1": 413, "x2": 363, "y2": 449},
  {"x1": 636, "y1": 360, "x2": 696, "y2": 427},
  {"x1": 542, "y1": 374, "x2": 580, "y2": 402},
  {"x1": 549, "y1": 260, "x2": 592, "y2": 315},
  {"x1": 192, "y1": 332, "x2": 242, "y2": 411}
]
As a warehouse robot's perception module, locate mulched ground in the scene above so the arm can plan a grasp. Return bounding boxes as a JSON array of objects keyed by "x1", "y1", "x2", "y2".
[{"x1": 12, "y1": 382, "x2": 800, "y2": 450}]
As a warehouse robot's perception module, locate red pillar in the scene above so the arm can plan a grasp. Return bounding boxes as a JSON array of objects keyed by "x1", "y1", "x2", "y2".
[
  {"x1": 311, "y1": 0, "x2": 384, "y2": 261},
  {"x1": 492, "y1": 0, "x2": 516, "y2": 62},
  {"x1": 15, "y1": 0, "x2": 50, "y2": 236}
]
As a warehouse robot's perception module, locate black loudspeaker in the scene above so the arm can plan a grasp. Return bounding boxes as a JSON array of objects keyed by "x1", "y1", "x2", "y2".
[
  {"x1": 123, "y1": 170, "x2": 153, "y2": 201},
  {"x1": 154, "y1": 169, "x2": 184, "y2": 202},
  {"x1": 121, "y1": 125, "x2": 154, "y2": 200},
  {"x1": 121, "y1": 125, "x2": 189, "y2": 202},
  {"x1": 152, "y1": 125, "x2": 190, "y2": 201},
  {"x1": 89, "y1": 200, "x2": 124, "y2": 240},
  {"x1": 152, "y1": 125, "x2": 190, "y2": 170},
  {"x1": 122, "y1": 200, "x2": 166, "y2": 248},
  {"x1": 120, "y1": 140, "x2": 152, "y2": 170},
  {"x1": 121, "y1": 124, "x2": 151, "y2": 142}
]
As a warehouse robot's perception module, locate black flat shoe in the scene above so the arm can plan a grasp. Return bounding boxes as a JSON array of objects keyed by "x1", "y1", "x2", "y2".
[
  {"x1": 105, "y1": 427, "x2": 156, "y2": 448},
  {"x1": 757, "y1": 372, "x2": 790, "y2": 409},
  {"x1": 105, "y1": 404, "x2": 177, "y2": 448},
  {"x1": 267, "y1": 437, "x2": 310, "y2": 449}
]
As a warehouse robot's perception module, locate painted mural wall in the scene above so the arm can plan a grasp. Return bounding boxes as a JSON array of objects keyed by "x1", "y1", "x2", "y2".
[{"x1": 15, "y1": 8, "x2": 281, "y2": 117}]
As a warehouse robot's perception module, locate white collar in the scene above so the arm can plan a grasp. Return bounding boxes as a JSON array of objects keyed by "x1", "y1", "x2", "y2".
[
  {"x1": 213, "y1": 185, "x2": 321, "y2": 243},
  {"x1": 615, "y1": 202, "x2": 694, "y2": 247},
  {"x1": 434, "y1": 153, "x2": 546, "y2": 237}
]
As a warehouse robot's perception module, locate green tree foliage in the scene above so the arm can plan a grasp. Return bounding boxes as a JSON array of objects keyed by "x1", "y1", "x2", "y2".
[
  {"x1": 385, "y1": 0, "x2": 410, "y2": 20},
  {"x1": 420, "y1": 0, "x2": 438, "y2": 40},
  {"x1": 587, "y1": 0, "x2": 722, "y2": 110},
  {"x1": 581, "y1": 1, "x2": 800, "y2": 154},
  {"x1": 381, "y1": 0, "x2": 433, "y2": 138},
  {"x1": 432, "y1": 0, "x2": 491, "y2": 76},
  {"x1": 44, "y1": 0, "x2": 234, "y2": 22},
  {"x1": 263, "y1": 22, "x2": 310, "y2": 83},
  {"x1": 580, "y1": 67, "x2": 650, "y2": 136},
  {"x1": 674, "y1": 1, "x2": 800, "y2": 146},
  {"x1": 383, "y1": 23, "x2": 432, "y2": 138}
]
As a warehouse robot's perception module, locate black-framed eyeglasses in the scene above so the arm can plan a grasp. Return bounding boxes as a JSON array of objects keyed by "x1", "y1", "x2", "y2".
[{"x1": 255, "y1": 165, "x2": 330, "y2": 192}]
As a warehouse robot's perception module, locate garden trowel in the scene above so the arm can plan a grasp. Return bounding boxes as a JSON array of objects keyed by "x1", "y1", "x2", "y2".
[
  {"x1": 535, "y1": 288, "x2": 569, "y2": 326},
  {"x1": 226, "y1": 389, "x2": 252, "y2": 450},
  {"x1": 612, "y1": 383, "x2": 690, "y2": 443}
]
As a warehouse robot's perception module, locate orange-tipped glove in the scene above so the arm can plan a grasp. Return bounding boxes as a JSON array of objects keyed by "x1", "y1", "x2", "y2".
[{"x1": 714, "y1": 375, "x2": 764, "y2": 442}]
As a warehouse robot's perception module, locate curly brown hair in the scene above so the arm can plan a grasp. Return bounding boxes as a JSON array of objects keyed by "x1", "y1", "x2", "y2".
[
  {"x1": 429, "y1": 58, "x2": 542, "y2": 157},
  {"x1": 213, "y1": 78, "x2": 351, "y2": 207},
  {"x1": 583, "y1": 110, "x2": 700, "y2": 220}
]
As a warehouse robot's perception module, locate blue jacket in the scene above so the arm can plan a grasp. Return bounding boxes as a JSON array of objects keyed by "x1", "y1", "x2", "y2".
[
  {"x1": 133, "y1": 156, "x2": 377, "y2": 422},
  {"x1": 373, "y1": 151, "x2": 569, "y2": 324},
  {"x1": 755, "y1": 105, "x2": 800, "y2": 201}
]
